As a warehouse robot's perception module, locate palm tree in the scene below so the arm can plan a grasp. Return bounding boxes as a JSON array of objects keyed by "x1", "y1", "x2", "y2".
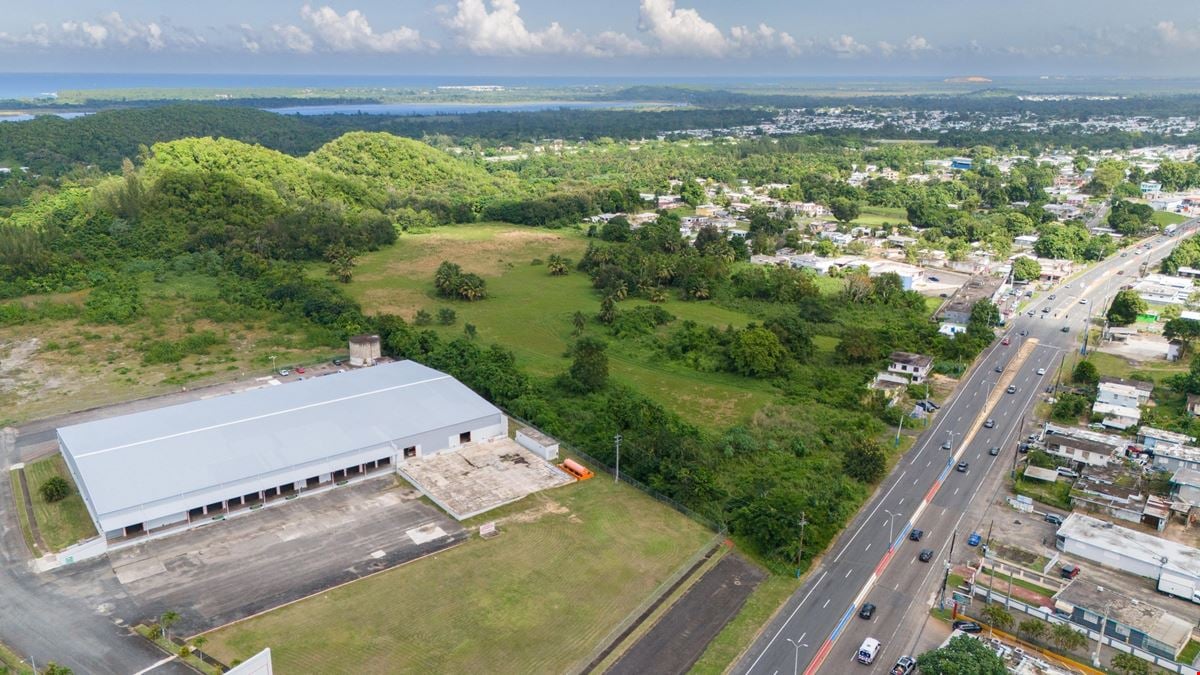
[
  {"x1": 1111, "y1": 651, "x2": 1150, "y2": 675},
  {"x1": 982, "y1": 604, "x2": 1013, "y2": 635},
  {"x1": 160, "y1": 610, "x2": 180, "y2": 643},
  {"x1": 546, "y1": 254, "x2": 569, "y2": 276},
  {"x1": 1017, "y1": 618, "x2": 1047, "y2": 644},
  {"x1": 1049, "y1": 622, "x2": 1086, "y2": 653},
  {"x1": 572, "y1": 311, "x2": 587, "y2": 335}
]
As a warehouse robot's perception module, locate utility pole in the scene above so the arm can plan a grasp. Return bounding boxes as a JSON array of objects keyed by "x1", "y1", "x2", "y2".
[
  {"x1": 940, "y1": 529, "x2": 957, "y2": 609},
  {"x1": 894, "y1": 413, "x2": 904, "y2": 447},
  {"x1": 613, "y1": 434, "x2": 621, "y2": 484},
  {"x1": 1093, "y1": 594, "x2": 1113, "y2": 668},
  {"x1": 795, "y1": 511, "x2": 808, "y2": 578},
  {"x1": 1055, "y1": 352, "x2": 1066, "y2": 393}
]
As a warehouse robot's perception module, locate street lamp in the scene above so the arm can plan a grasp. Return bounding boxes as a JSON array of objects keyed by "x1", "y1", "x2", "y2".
[
  {"x1": 785, "y1": 638, "x2": 809, "y2": 675},
  {"x1": 269, "y1": 354, "x2": 276, "y2": 374},
  {"x1": 884, "y1": 509, "x2": 901, "y2": 550}
]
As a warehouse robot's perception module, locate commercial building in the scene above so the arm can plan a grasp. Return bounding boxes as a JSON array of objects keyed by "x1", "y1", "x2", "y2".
[
  {"x1": 936, "y1": 274, "x2": 1004, "y2": 325},
  {"x1": 1055, "y1": 513, "x2": 1200, "y2": 586},
  {"x1": 59, "y1": 360, "x2": 508, "y2": 544},
  {"x1": 1053, "y1": 582, "x2": 1191, "y2": 660}
]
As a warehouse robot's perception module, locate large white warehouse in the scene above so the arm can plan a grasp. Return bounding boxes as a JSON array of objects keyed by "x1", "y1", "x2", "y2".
[{"x1": 59, "y1": 360, "x2": 507, "y2": 543}]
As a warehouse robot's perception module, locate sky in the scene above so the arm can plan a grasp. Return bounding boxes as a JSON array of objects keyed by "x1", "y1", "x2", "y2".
[{"x1": 1, "y1": 0, "x2": 1200, "y2": 77}]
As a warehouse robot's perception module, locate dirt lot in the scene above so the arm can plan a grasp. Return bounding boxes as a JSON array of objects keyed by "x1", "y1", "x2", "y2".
[{"x1": 43, "y1": 475, "x2": 465, "y2": 637}]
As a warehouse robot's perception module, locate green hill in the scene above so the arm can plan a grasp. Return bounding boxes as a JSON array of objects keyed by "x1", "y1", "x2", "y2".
[
  {"x1": 143, "y1": 136, "x2": 384, "y2": 209},
  {"x1": 306, "y1": 131, "x2": 516, "y2": 200}
]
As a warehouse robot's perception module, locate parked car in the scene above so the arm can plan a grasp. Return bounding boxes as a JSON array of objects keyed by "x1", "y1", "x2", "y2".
[
  {"x1": 295, "y1": 366, "x2": 306, "y2": 374},
  {"x1": 332, "y1": 358, "x2": 343, "y2": 366},
  {"x1": 1041, "y1": 306, "x2": 1051, "y2": 313},
  {"x1": 928, "y1": 276, "x2": 940, "y2": 282},
  {"x1": 953, "y1": 620, "x2": 983, "y2": 633},
  {"x1": 859, "y1": 603, "x2": 876, "y2": 620},
  {"x1": 967, "y1": 532, "x2": 982, "y2": 546},
  {"x1": 278, "y1": 369, "x2": 290, "y2": 376},
  {"x1": 1006, "y1": 385, "x2": 1017, "y2": 394},
  {"x1": 1062, "y1": 326, "x2": 1070, "y2": 332},
  {"x1": 1049, "y1": 294, "x2": 1057, "y2": 300},
  {"x1": 1061, "y1": 564, "x2": 1081, "y2": 579},
  {"x1": 1117, "y1": 270, "x2": 1124, "y2": 275},
  {"x1": 918, "y1": 548, "x2": 934, "y2": 562},
  {"x1": 891, "y1": 656, "x2": 917, "y2": 675},
  {"x1": 1020, "y1": 330, "x2": 1028, "y2": 336},
  {"x1": 924, "y1": 400, "x2": 941, "y2": 410},
  {"x1": 984, "y1": 418, "x2": 995, "y2": 428},
  {"x1": 989, "y1": 446, "x2": 1000, "y2": 456},
  {"x1": 1079, "y1": 298, "x2": 1088, "y2": 304},
  {"x1": 957, "y1": 461, "x2": 969, "y2": 472},
  {"x1": 909, "y1": 528, "x2": 924, "y2": 541},
  {"x1": 1044, "y1": 513, "x2": 1064, "y2": 525},
  {"x1": 1056, "y1": 467, "x2": 1079, "y2": 478}
]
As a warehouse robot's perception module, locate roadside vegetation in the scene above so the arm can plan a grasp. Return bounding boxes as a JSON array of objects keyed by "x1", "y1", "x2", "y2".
[{"x1": 23, "y1": 455, "x2": 94, "y2": 551}]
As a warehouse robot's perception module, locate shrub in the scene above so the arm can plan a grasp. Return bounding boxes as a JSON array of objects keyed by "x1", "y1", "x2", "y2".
[
  {"x1": 437, "y1": 308, "x2": 457, "y2": 325},
  {"x1": 39, "y1": 475, "x2": 71, "y2": 503}
]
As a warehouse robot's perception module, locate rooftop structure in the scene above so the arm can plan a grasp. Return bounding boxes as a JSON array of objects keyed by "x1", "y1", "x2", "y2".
[
  {"x1": 1054, "y1": 581, "x2": 1191, "y2": 660},
  {"x1": 59, "y1": 360, "x2": 508, "y2": 543},
  {"x1": 1055, "y1": 513, "x2": 1200, "y2": 582},
  {"x1": 936, "y1": 274, "x2": 1004, "y2": 325}
]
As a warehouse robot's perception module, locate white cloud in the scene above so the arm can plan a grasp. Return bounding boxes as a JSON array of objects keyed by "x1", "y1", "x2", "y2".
[
  {"x1": 828, "y1": 34, "x2": 869, "y2": 58},
  {"x1": 638, "y1": 0, "x2": 729, "y2": 57},
  {"x1": 271, "y1": 24, "x2": 315, "y2": 53},
  {"x1": 447, "y1": 0, "x2": 648, "y2": 57},
  {"x1": 904, "y1": 35, "x2": 932, "y2": 53},
  {"x1": 1156, "y1": 20, "x2": 1200, "y2": 50},
  {"x1": 299, "y1": 5, "x2": 432, "y2": 53},
  {"x1": 730, "y1": 23, "x2": 802, "y2": 56}
]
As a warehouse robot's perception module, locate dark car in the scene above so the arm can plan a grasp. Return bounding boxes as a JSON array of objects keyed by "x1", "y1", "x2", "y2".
[
  {"x1": 909, "y1": 528, "x2": 924, "y2": 541},
  {"x1": 918, "y1": 548, "x2": 934, "y2": 562},
  {"x1": 994, "y1": 365, "x2": 1003, "y2": 373},
  {"x1": 1045, "y1": 513, "x2": 1064, "y2": 525},
  {"x1": 1049, "y1": 294, "x2": 1057, "y2": 300},
  {"x1": 332, "y1": 358, "x2": 343, "y2": 366},
  {"x1": 989, "y1": 446, "x2": 1000, "y2": 456},
  {"x1": 1061, "y1": 326, "x2": 1070, "y2": 333},
  {"x1": 956, "y1": 461, "x2": 969, "y2": 472},
  {"x1": 1018, "y1": 443, "x2": 1030, "y2": 454},
  {"x1": 953, "y1": 620, "x2": 983, "y2": 633},
  {"x1": 1061, "y1": 564, "x2": 1081, "y2": 579},
  {"x1": 984, "y1": 418, "x2": 995, "y2": 428},
  {"x1": 1020, "y1": 330, "x2": 1028, "y2": 336},
  {"x1": 928, "y1": 276, "x2": 940, "y2": 282},
  {"x1": 859, "y1": 603, "x2": 876, "y2": 620}
]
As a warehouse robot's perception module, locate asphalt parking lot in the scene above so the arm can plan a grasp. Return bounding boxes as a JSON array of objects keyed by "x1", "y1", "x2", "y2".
[{"x1": 50, "y1": 475, "x2": 466, "y2": 637}]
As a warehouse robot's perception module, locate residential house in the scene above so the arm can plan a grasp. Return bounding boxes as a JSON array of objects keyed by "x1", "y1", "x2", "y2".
[
  {"x1": 1045, "y1": 433, "x2": 1116, "y2": 467},
  {"x1": 887, "y1": 352, "x2": 933, "y2": 384},
  {"x1": 1092, "y1": 380, "x2": 1151, "y2": 429},
  {"x1": 1013, "y1": 234, "x2": 1039, "y2": 250},
  {"x1": 1141, "y1": 180, "x2": 1164, "y2": 196},
  {"x1": 1188, "y1": 394, "x2": 1200, "y2": 418},
  {"x1": 1132, "y1": 274, "x2": 1194, "y2": 307},
  {"x1": 1138, "y1": 426, "x2": 1195, "y2": 450}
]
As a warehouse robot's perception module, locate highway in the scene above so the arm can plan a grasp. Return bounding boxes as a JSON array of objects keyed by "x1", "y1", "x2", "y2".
[{"x1": 735, "y1": 219, "x2": 1199, "y2": 675}]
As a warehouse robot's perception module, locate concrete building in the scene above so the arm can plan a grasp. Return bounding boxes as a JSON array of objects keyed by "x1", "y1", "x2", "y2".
[
  {"x1": 1053, "y1": 582, "x2": 1191, "y2": 660},
  {"x1": 937, "y1": 274, "x2": 1004, "y2": 325},
  {"x1": 349, "y1": 334, "x2": 382, "y2": 367},
  {"x1": 887, "y1": 351, "x2": 933, "y2": 384},
  {"x1": 1132, "y1": 274, "x2": 1194, "y2": 307},
  {"x1": 1140, "y1": 427, "x2": 1196, "y2": 450},
  {"x1": 59, "y1": 360, "x2": 508, "y2": 545},
  {"x1": 1045, "y1": 433, "x2": 1117, "y2": 467},
  {"x1": 1069, "y1": 465, "x2": 1149, "y2": 526},
  {"x1": 1055, "y1": 513, "x2": 1200, "y2": 586}
]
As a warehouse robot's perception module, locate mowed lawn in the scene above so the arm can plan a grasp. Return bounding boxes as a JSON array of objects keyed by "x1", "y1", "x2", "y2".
[
  {"x1": 25, "y1": 454, "x2": 95, "y2": 551},
  {"x1": 204, "y1": 477, "x2": 715, "y2": 674},
  {"x1": 341, "y1": 224, "x2": 778, "y2": 429}
]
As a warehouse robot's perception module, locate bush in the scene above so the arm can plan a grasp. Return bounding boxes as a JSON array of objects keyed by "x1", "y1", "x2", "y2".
[
  {"x1": 437, "y1": 308, "x2": 457, "y2": 325},
  {"x1": 39, "y1": 475, "x2": 71, "y2": 503}
]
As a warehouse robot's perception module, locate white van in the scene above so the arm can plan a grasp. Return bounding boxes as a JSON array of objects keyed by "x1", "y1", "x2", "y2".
[{"x1": 857, "y1": 637, "x2": 881, "y2": 665}]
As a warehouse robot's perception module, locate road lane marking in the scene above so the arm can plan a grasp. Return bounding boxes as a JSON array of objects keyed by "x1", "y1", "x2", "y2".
[
  {"x1": 954, "y1": 487, "x2": 959, "y2": 495},
  {"x1": 832, "y1": 470, "x2": 907, "y2": 563},
  {"x1": 898, "y1": 498, "x2": 904, "y2": 505},
  {"x1": 864, "y1": 543, "x2": 871, "y2": 552},
  {"x1": 823, "y1": 598, "x2": 830, "y2": 608},
  {"x1": 845, "y1": 569, "x2": 853, "y2": 578},
  {"x1": 742, "y1": 570, "x2": 827, "y2": 674}
]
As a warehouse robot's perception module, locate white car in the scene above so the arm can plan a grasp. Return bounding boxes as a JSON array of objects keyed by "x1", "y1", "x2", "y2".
[
  {"x1": 1037, "y1": 368, "x2": 1046, "y2": 376},
  {"x1": 278, "y1": 369, "x2": 291, "y2": 376},
  {"x1": 1079, "y1": 298, "x2": 1088, "y2": 304}
]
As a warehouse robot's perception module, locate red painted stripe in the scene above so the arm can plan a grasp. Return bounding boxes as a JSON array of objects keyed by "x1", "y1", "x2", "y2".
[{"x1": 803, "y1": 639, "x2": 835, "y2": 675}]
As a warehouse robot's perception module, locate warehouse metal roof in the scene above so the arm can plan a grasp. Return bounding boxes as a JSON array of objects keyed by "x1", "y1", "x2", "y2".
[{"x1": 59, "y1": 360, "x2": 501, "y2": 520}]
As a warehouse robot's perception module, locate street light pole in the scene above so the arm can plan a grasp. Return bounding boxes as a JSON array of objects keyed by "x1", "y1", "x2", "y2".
[
  {"x1": 613, "y1": 434, "x2": 622, "y2": 484},
  {"x1": 270, "y1": 354, "x2": 276, "y2": 374},
  {"x1": 785, "y1": 639, "x2": 809, "y2": 675},
  {"x1": 884, "y1": 509, "x2": 900, "y2": 550}
]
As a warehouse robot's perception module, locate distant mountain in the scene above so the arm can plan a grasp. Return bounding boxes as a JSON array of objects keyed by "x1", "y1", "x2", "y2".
[{"x1": 944, "y1": 76, "x2": 994, "y2": 84}]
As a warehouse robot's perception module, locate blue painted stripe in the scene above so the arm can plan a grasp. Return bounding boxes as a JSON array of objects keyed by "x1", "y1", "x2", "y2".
[
  {"x1": 830, "y1": 603, "x2": 856, "y2": 640},
  {"x1": 893, "y1": 521, "x2": 912, "y2": 550},
  {"x1": 938, "y1": 464, "x2": 952, "y2": 482}
]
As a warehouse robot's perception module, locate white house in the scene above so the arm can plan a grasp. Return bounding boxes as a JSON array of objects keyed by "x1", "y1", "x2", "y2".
[{"x1": 887, "y1": 351, "x2": 933, "y2": 384}]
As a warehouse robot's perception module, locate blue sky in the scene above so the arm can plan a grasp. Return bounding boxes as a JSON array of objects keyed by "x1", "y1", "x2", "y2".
[{"x1": 1, "y1": 0, "x2": 1199, "y2": 76}]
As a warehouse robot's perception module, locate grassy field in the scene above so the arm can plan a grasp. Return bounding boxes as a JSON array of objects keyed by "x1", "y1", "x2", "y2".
[
  {"x1": 1080, "y1": 350, "x2": 1187, "y2": 383},
  {"x1": 24, "y1": 454, "x2": 95, "y2": 551},
  {"x1": 340, "y1": 224, "x2": 778, "y2": 429},
  {"x1": 1153, "y1": 211, "x2": 1188, "y2": 227},
  {"x1": 852, "y1": 206, "x2": 909, "y2": 228},
  {"x1": 0, "y1": 275, "x2": 338, "y2": 424},
  {"x1": 204, "y1": 476, "x2": 713, "y2": 674}
]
